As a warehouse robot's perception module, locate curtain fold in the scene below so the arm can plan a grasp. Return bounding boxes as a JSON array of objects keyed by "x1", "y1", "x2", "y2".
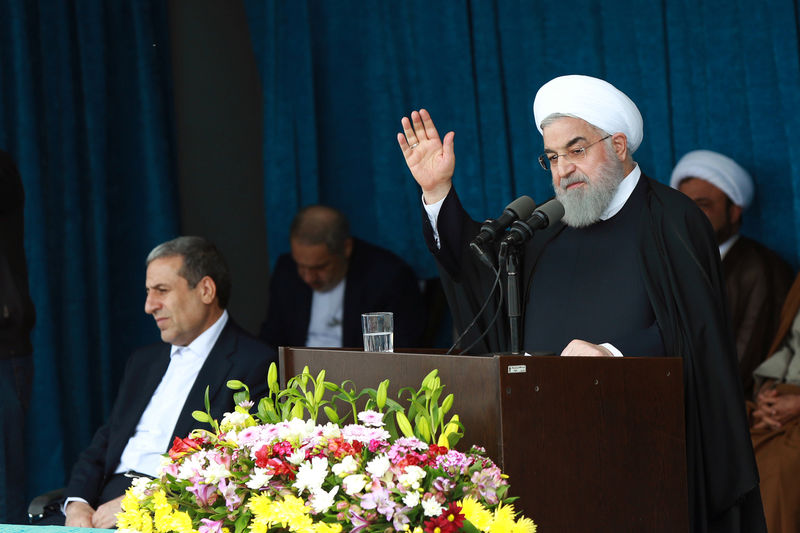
[
  {"x1": 0, "y1": 1, "x2": 178, "y2": 501},
  {"x1": 245, "y1": 0, "x2": 800, "y2": 278}
]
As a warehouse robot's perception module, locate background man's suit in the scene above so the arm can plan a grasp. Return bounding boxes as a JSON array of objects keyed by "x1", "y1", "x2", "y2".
[
  {"x1": 260, "y1": 238, "x2": 427, "y2": 349},
  {"x1": 65, "y1": 320, "x2": 275, "y2": 505}
]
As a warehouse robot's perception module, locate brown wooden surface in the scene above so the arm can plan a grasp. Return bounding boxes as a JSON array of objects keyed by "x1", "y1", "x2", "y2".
[
  {"x1": 497, "y1": 355, "x2": 688, "y2": 532},
  {"x1": 280, "y1": 347, "x2": 503, "y2": 461},
  {"x1": 280, "y1": 348, "x2": 688, "y2": 532}
]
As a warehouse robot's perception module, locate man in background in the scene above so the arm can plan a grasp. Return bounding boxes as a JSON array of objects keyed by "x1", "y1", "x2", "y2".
[
  {"x1": 61, "y1": 236, "x2": 275, "y2": 528},
  {"x1": 0, "y1": 149, "x2": 35, "y2": 524},
  {"x1": 671, "y1": 149, "x2": 793, "y2": 398},
  {"x1": 260, "y1": 205, "x2": 427, "y2": 350}
]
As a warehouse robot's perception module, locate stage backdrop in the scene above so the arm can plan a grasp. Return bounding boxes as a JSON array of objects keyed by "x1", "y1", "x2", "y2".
[
  {"x1": 0, "y1": 2, "x2": 177, "y2": 502},
  {"x1": 244, "y1": 0, "x2": 800, "y2": 278}
]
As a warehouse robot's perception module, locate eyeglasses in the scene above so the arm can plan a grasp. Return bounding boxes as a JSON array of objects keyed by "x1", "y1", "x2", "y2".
[{"x1": 538, "y1": 135, "x2": 611, "y2": 171}]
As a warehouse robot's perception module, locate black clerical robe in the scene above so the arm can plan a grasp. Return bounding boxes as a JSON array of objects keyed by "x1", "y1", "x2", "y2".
[{"x1": 422, "y1": 175, "x2": 764, "y2": 533}]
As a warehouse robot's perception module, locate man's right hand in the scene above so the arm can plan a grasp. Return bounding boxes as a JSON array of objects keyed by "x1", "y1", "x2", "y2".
[
  {"x1": 64, "y1": 500, "x2": 95, "y2": 528},
  {"x1": 397, "y1": 109, "x2": 455, "y2": 204}
]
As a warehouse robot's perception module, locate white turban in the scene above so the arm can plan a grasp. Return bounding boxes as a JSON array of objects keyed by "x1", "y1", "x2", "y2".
[
  {"x1": 533, "y1": 75, "x2": 644, "y2": 153},
  {"x1": 670, "y1": 150, "x2": 753, "y2": 209}
]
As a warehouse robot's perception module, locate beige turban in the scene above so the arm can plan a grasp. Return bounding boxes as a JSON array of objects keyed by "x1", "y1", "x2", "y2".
[
  {"x1": 670, "y1": 150, "x2": 753, "y2": 209},
  {"x1": 533, "y1": 75, "x2": 644, "y2": 153}
]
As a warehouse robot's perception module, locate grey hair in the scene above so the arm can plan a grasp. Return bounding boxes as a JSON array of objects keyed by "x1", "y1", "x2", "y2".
[
  {"x1": 146, "y1": 236, "x2": 232, "y2": 308},
  {"x1": 539, "y1": 113, "x2": 610, "y2": 137},
  {"x1": 289, "y1": 205, "x2": 351, "y2": 255}
]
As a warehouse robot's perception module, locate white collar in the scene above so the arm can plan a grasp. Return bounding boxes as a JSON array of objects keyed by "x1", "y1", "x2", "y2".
[
  {"x1": 170, "y1": 309, "x2": 229, "y2": 359},
  {"x1": 600, "y1": 164, "x2": 641, "y2": 220},
  {"x1": 719, "y1": 233, "x2": 740, "y2": 259}
]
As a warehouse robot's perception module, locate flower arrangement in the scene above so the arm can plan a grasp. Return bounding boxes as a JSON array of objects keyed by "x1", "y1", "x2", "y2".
[{"x1": 116, "y1": 364, "x2": 536, "y2": 533}]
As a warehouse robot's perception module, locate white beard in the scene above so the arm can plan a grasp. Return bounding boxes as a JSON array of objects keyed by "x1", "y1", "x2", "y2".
[{"x1": 553, "y1": 154, "x2": 625, "y2": 228}]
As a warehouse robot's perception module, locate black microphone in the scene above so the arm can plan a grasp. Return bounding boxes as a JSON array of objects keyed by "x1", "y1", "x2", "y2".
[
  {"x1": 470, "y1": 195, "x2": 536, "y2": 248},
  {"x1": 502, "y1": 198, "x2": 565, "y2": 246}
]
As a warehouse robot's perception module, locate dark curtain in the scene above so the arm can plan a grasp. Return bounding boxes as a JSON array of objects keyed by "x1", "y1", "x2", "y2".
[
  {"x1": 0, "y1": 2, "x2": 178, "y2": 501},
  {"x1": 244, "y1": 0, "x2": 800, "y2": 278}
]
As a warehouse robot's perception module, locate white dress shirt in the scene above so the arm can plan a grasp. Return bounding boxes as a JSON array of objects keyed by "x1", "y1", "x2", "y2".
[
  {"x1": 305, "y1": 279, "x2": 345, "y2": 347},
  {"x1": 64, "y1": 310, "x2": 229, "y2": 513}
]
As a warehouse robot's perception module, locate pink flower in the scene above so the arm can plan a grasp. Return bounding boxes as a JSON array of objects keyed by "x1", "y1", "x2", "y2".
[
  {"x1": 187, "y1": 482, "x2": 218, "y2": 507},
  {"x1": 357, "y1": 410, "x2": 385, "y2": 427},
  {"x1": 218, "y1": 478, "x2": 243, "y2": 511},
  {"x1": 199, "y1": 519, "x2": 224, "y2": 533}
]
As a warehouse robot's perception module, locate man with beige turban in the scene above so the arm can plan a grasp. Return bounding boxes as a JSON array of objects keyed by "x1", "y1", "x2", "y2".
[
  {"x1": 671, "y1": 150, "x2": 793, "y2": 398},
  {"x1": 398, "y1": 75, "x2": 764, "y2": 533}
]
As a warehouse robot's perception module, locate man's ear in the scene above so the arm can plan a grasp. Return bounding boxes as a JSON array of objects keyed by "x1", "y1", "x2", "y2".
[
  {"x1": 197, "y1": 276, "x2": 217, "y2": 304},
  {"x1": 610, "y1": 132, "x2": 629, "y2": 161},
  {"x1": 728, "y1": 203, "x2": 743, "y2": 226},
  {"x1": 343, "y1": 237, "x2": 354, "y2": 260}
]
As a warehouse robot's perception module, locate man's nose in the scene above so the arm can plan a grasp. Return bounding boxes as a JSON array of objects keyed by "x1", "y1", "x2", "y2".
[{"x1": 144, "y1": 294, "x2": 158, "y2": 314}]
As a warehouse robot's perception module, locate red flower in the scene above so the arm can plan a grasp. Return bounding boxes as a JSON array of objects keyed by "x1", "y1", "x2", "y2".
[
  {"x1": 254, "y1": 445, "x2": 272, "y2": 468},
  {"x1": 168, "y1": 436, "x2": 204, "y2": 460},
  {"x1": 424, "y1": 504, "x2": 464, "y2": 533}
]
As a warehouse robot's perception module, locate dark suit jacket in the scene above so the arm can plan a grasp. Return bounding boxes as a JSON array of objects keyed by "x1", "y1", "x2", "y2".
[
  {"x1": 723, "y1": 236, "x2": 794, "y2": 398},
  {"x1": 260, "y1": 238, "x2": 427, "y2": 350},
  {"x1": 65, "y1": 319, "x2": 276, "y2": 505}
]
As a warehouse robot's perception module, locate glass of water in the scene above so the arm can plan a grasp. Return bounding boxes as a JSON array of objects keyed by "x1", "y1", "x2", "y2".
[{"x1": 361, "y1": 312, "x2": 394, "y2": 352}]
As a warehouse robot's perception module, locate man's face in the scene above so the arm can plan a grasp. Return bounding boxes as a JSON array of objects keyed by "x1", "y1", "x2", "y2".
[
  {"x1": 144, "y1": 255, "x2": 215, "y2": 346},
  {"x1": 678, "y1": 177, "x2": 741, "y2": 244},
  {"x1": 291, "y1": 239, "x2": 350, "y2": 293},
  {"x1": 542, "y1": 117, "x2": 625, "y2": 227}
]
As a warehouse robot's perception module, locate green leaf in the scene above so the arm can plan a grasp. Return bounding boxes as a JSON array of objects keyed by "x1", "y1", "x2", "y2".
[
  {"x1": 395, "y1": 411, "x2": 414, "y2": 438},
  {"x1": 291, "y1": 402, "x2": 305, "y2": 419},
  {"x1": 323, "y1": 406, "x2": 340, "y2": 424},
  {"x1": 192, "y1": 410, "x2": 212, "y2": 423},
  {"x1": 417, "y1": 415, "x2": 431, "y2": 442},
  {"x1": 203, "y1": 385, "x2": 211, "y2": 414},
  {"x1": 267, "y1": 362, "x2": 279, "y2": 394},
  {"x1": 233, "y1": 391, "x2": 247, "y2": 406},
  {"x1": 376, "y1": 379, "x2": 388, "y2": 410},
  {"x1": 441, "y1": 393, "x2": 454, "y2": 415},
  {"x1": 234, "y1": 510, "x2": 252, "y2": 533},
  {"x1": 421, "y1": 369, "x2": 439, "y2": 389},
  {"x1": 227, "y1": 379, "x2": 245, "y2": 390}
]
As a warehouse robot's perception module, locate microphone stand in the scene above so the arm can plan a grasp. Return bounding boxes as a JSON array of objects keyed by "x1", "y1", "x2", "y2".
[{"x1": 499, "y1": 242, "x2": 522, "y2": 354}]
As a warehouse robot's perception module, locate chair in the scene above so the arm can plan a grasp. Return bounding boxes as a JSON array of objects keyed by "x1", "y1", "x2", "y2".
[{"x1": 27, "y1": 487, "x2": 64, "y2": 524}]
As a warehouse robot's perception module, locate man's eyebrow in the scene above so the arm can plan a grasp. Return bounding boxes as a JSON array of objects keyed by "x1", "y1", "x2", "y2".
[{"x1": 543, "y1": 136, "x2": 589, "y2": 153}]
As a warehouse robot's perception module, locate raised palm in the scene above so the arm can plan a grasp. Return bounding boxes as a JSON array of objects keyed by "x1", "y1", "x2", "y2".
[{"x1": 397, "y1": 109, "x2": 455, "y2": 203}]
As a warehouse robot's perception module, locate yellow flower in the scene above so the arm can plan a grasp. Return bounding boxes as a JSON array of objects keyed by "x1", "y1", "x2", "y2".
[
  {"x1": 248, "y1": 493, "x2": 274, "y2": 533},
  {"x1": 459, "y1": 497, "x2": 493, "y2": 532},
  {"x1": 488, "y1": 503, "x2": 516, "y2": 533},
  {"x1": 120, "y1": 491, "x2": 140, "y2": 512},
  {"x1": 512, "y1": 517, "x2": 537, "y2": 533},
  {"x1": 169, "y1": 510, "x2": 197, "y2": 533},
  {"x1": 117, "y1": 508, "x2": 154, "y2": 533},
  {"x1": 311, "y1": 521, "x2": 343, "y2": 533}
]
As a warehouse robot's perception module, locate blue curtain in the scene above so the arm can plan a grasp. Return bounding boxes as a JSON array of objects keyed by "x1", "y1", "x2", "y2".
[
  {"x1": 0, "y1": 2, "x2": 178, "y2": 501},
  {"x1": 245, "y1": 0, "x2": 800, "y2": 277}
]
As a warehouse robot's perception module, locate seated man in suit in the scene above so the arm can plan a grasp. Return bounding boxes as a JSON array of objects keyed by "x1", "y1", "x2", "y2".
[
  {"x1": 61, "y1": 236, "x2": 276, "y2": 528},
  {"x1": 671, "y1": 150, "x2": 793, "y2": 398},
  {"x1": 259, "y1": 205, "x2": 427, "y2": 350}
]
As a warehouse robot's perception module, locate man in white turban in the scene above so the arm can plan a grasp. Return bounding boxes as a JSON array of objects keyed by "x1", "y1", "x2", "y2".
[
  {"x1": 671, "y1": 150, "x2": 793, "y2": 399},
  {"x1": 397, "y1": 74, "x2": 765, "y2": 533}
]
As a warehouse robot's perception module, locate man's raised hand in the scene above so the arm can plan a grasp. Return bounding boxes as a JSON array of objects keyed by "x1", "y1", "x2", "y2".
[{"x1": 397, "y1": 109, "x2": 455, "y2": 204}]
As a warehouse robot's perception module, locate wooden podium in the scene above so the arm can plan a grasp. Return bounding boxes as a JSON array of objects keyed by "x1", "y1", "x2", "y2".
[{"x1": 280, "y1": 348, "x2": 689, "y2": 532}]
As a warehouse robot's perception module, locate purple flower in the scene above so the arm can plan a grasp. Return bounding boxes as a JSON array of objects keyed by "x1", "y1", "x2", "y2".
[
  {"x1": 187, "y1": 482, "x2": 217, "y2": 507},
  {"x1": 341, "y1": 424, "x2": 391, "y2": 444},
  {"x1": 217, "y1": 478, "x2": 242, "y2": 511},
  {"x1": 467, "y1": 465, "x2": 505, "y2": 504},
  {"x1": 435, "y1": 449, "x2": 470, "y2": 474},
  {"x1": 432, "y1": 476, "x2": 454, "y2": 493},
  {"x1": 348, "y1": 509, "x2": 369, "y2": 533},
  {"x1": 357, "y1": 410, "x2": 386, "y2": 427},
  {"x1": 199, "y1": 519, "x2": 224, "y2": 533},
  {"x1": 360, "y1": 486, "x2": 397, "y2": 519}
]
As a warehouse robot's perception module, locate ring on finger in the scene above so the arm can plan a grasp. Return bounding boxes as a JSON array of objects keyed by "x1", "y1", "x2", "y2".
[{"x1": 409, "y1": 142, "x2": 419, "y2": 149}]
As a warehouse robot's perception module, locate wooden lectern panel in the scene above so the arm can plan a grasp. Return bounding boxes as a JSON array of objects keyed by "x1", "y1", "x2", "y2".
[
  {"x1": 280, "y1": 348, "x2": 503, "y2": 461},
  {"x1": 497, "y1": 355, "x2": 688, "y2": 532},
  {"x1": 279, "y1": 349, "x2": 688, "y2": 532}
]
